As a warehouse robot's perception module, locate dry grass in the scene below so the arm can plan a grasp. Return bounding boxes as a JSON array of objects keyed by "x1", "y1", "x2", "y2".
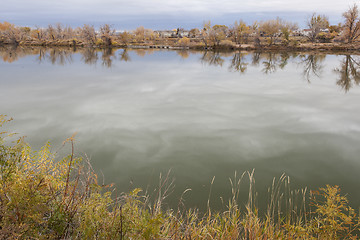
[{"x1": 1, "y1": 115, "x2": 359, "y2": 239}]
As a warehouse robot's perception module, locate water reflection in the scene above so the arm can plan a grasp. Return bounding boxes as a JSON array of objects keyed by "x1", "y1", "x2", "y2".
[
  {"x1": 261, "y1": 52, "x2": 292, "y2": 74},
  {"x1": 1, "y1": 45, "x2": 360, "y2": 211},
  {"x1": 133, "y1": 48, "x2": 155, "y2": 57},
  {"x1": 81, "y1": 47, "x2": 98, "y2": 65},
  {"x1": 101, "y1": 48, "x2": 115, "y2": 68},
  {"x1": 298, "y1": 54, "x2": 325, "y2": 83},
  {"x1": 176, "y1": 50, "x2": 190, "y2": 59},
  {"x1": 119, "y1": 49, "x2": 131, "y2": 62},
  {"x1": 0, "y1": 45, "x2": 40, "y2": 63},
  {"x1": 334, "y1": 55, "x2": 360, "y2": 92},
  {"x1": 251, "y1": 52, "x2": 261, "y2": 66},
  {"x1": 1, "y1": 46, "x2": 360, "y2": 92},
  {"x1": 47, "y1": 48, "x2": 73, "y2": 65},
  {"x1": 200, "y1": 51, "x2": 225, "y2": 66},
  {"x1": 229, "y1": 52, "x2": 248, "y2": 73}
]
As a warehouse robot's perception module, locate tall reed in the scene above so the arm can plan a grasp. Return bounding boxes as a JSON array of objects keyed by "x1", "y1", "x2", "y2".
[{"x1": 0, "y1": 115, "x2": 359, "y2": 239}]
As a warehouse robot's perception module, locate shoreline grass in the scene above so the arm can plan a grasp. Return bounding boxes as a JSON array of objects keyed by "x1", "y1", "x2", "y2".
[{"x1": 1, "y1": 115, "x2": 359, "y2": 239}]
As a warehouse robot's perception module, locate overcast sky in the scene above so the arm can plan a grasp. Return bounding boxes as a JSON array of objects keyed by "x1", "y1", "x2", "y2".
[{"x1": 1, "y1": 0, "x2": 358, "y2": 29}]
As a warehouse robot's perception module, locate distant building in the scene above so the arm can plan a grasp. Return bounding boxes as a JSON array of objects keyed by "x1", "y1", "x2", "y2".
[
  {"x1": 299, "y1": 29, "x2": 313, "y2": 37},
  {"x1": 293, "y1": 28, "x2": 330, "y2": 37},
  {"x1": 178, "y1": 30, "x2": 190, "y2": 38},
  {"x1": 320, "y1": 28, "x2": 329, "y2": 33},
  {"x1": 154, "y1": 30, "x2": 177, "y2": 38},
  {"x1": 154, "y1": 29, "x2": 190, "y2": 38}
]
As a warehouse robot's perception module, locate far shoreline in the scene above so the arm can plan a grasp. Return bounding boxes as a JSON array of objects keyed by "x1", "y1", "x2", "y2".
[{"x1": 2, "y1": 41, "x2": 360, "y2": 55}]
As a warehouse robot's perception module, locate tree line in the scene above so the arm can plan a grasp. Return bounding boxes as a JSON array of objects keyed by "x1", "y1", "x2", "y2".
[
  {"x1": 1, "y1": 45, "x2": 359, "y2": 92},
  {"x1": 1, "y1": 4, "x2": 360, "y2": 48}
]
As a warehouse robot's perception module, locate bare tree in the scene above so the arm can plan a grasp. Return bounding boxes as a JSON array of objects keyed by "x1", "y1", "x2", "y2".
[
  {"x1": 209, "y1": 25, "x2": 228, "y2": 46},
  {"x1": 260, "y1": 18, "x2": 297, "y2": 45},
  {"x1": 343, "y1": 4, "x2": 360, "y2": 43},
  {"x1": 18, "y1": 27, "x2": 31, "y2": 41},
  {"x1": 201, "y1": 21, "x2": 212, "y2": 48},
  {"x1": 117, "y1": 31, "x2": 131, "y2": 45},
  {"x1": 55, "y1": 23, "x2": 64, "y2": 39},
  {"x1": 47, "y1": 24, "x2": 56, "y2": 40},
  {"x1": 33, "y1": 26, "x2": 45, "y2": 40},
  {"x1": 100, "y1": 24, "x2": 114, "y2": 46},
  {"x1": 133, "y1": 26, "x2": 145, "y2": 42},
  {"x1": 0, "y1": 22, "x2": 20, "y2": 44},
  {"x1": 189, "y1": 28, "x2": 200, "y2": 38},
  {"x1": 278, "y1": 19, "x2": 298, "y2": 42},
  {"x1": 80, "y1": 24, "x2": 96, "y2": 45},
  {"x1": 307, "y1": 13, "x2": 329, "y2": 42},
  {"x1": 65, "y1": 27, "x2": 74, "y2": 40},
  {"x1": 260, "y1": 19, "x2": 281, "y2": 45},
  {"x1": 230, "y1": 20, "x2": 250, "y2": 45}
]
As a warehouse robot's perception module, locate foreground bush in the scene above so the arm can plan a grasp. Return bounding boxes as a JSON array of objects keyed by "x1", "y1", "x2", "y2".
[{"x1": 0, "y1": 115, "x2": 359, "y2": 239}]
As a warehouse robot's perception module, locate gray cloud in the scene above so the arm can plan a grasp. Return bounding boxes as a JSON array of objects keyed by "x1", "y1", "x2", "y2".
[{"x1": 0, "y1": 0, "x2": 356, "y2": 28}]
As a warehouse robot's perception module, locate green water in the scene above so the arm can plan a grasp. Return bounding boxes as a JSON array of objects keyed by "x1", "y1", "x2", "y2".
[{"x1": 1, "y1": 46, "x2": 360, "y2": 210}]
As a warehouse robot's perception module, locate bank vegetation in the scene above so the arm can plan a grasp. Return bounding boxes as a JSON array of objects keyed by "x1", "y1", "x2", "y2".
[
  {"x1": 1, "y1": 115, "x2": 360, "y2": 239},
  {"x1": 2, "y1": 5, "x2": 360, "y2": 52}
]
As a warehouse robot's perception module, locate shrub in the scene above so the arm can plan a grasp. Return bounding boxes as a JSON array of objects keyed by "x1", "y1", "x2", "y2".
[
  {"x1": 177, "y1": 37, "x2": 190, "y2": 47},
  {"x1": 218, "y1": 40, "x2": 236, "y2": 49},
  {"x1": 0, "y1": 115, "x2": 359, "y2": 239},
  {"x1": 95, "y1": 38, "x2": 104, "y2": 46},
  {"x1": 317, "y1": 32, "x2": 337, "y2": 43}
]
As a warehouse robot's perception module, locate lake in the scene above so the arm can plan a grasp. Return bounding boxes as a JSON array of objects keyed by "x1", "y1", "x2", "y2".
[{"x1": 1, "y1": 46, "x2": 360, "y2": 211}]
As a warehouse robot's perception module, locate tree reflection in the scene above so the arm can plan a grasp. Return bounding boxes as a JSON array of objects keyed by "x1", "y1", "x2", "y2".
[
  {"x1": 251, "y1": 52, "x2": 261, "y2": 66},
  {"x1": 176, "y1": 50, "x2": 190, "y2": 59},
  {"x1": 229, "y1": 52, "x2": 248, "y2": 73},
  {"x1": 278, "y1": 53, "x2": 291, "y2": 69},
  {"x1": 0, "y1": 45, "x2": 20, "y2": 63},
  {"x1": 48, "y1": 48, "x2": 73, "y2": 65},
  {"x1": 101, "y1": 48, "x2": 115, "y2": 68},
  {"x1": 37, "y1": 48, "x2": 46, "y2": 64},
  {"x1": 81, "y1": 47, "x2": 98, "y2": 65},
  {"x1": 334, "y1": 55, "x2": 360, "y2": 92},
  {"x1": 260, "y1": 52, "x2": 290, "y2": 74},
  {"x1": 0, "y1": 45, "x2": 40, "y2": 63},
  {"x1": 0, "y1": 46, "x2": 122, "y2": 67},
  {"x1": 1, "y1": 47, "x2": 359, "y2": 93},
  {"x1": 119, "y1": 49, "x2": 131, "y2": 62},
  {"x1": 200, "y1": 51, "x2": 225, "y2": 66},
  {"x1": 299, "y1": 54, "x2": 325, "y2": 82},
  {"x1": 262, "y1": 53, "x2": 278, "y2": 74}
]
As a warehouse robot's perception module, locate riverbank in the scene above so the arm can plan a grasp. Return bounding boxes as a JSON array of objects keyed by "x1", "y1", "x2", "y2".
[
  {"x1": 2, "y1": 43, "x2": 360, "y2": 60},
  {"x1": 1, "y1": 115, "x2": 359, "y2": 239},
  {"x1": 2, "y1": 38, "x2": 360, "y2": 55}
]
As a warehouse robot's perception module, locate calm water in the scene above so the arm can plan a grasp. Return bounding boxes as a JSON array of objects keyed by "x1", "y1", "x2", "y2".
[{"x1": 1, "y1": 46, "x2": 360, "y2": 210}]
